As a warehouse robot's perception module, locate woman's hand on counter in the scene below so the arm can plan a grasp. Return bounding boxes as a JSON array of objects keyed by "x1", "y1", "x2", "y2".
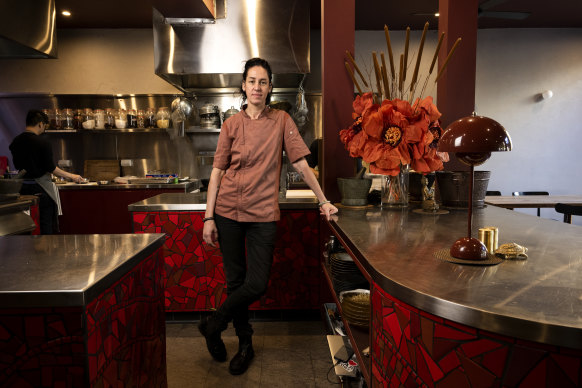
[
  {"x1": 320, "y1": 202, "x2": 338, "y2": 220},
  {"x1": 203, "y1": 220, "x2": 219, "y2": 247}
]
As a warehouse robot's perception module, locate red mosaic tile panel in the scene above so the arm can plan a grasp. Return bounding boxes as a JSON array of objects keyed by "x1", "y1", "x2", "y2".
[
  {"x1": 371, "y1": 283, "x2": 582, "y2": 387},
  {"x1": 0, "y1": 307, "x2": 86, "y2": 387},
  {"x1": 85, "y1": 250, "x2": 166, "y2": 387},
  {"x1": 30, "y1": 202, "x2": 40, "y2": 235},
  {"x1": 133, "y1": 210, "x2": 320, "y2": 311}
]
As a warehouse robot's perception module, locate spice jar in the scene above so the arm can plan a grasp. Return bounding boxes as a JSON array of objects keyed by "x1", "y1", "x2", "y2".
[
  {"x1": 126, "y1": 108, "x2": 137, "y2": 128},
  {"x1": 137, "y1": 109, "x2": 145, "y2": 128},
  {"x1": 93, "y1": 109, "x2": 105, "y2": 129},
  {"x1": 82, "y1": 108, "x2": 95, "y2": 129},
  {"x1": 145, "y1": 108, "x2": 156, "y2": 128},
  {"x1": 62, "y1": 109, "x2": 74, "y2": 130},
  {"x1": 73, "y1": 109, "x2": 83, "y2": 130},
  {"x1": 115, "y1": 109, "x2": 127, "y2": 129},
  {"x1": 104, "y1": 108, "x2": 115, "y2": 129},
  {"x1": 52, "y1": 109, "x2": 63, "y2": 130},
  {"x1": 156, "y1": 107, "x2": 170, "y2": 128}
]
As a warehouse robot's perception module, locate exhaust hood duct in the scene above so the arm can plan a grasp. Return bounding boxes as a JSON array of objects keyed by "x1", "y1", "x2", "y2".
[
  {"x1": 0, "y1": 0, "x2": 57, "y2": 58},
  {"x1": 153, "y1": 0, "x2": 309, "y2": 92}
]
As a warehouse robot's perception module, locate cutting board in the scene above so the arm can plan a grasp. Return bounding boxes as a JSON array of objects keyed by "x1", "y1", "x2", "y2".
[{"x1": 84, "y1": 160, "x2": 120, "y2": 181}]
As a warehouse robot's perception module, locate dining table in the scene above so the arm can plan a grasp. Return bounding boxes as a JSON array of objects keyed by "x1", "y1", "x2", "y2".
[{"x1": 484, "y1": 194, "x2": 582, "y2": 209}]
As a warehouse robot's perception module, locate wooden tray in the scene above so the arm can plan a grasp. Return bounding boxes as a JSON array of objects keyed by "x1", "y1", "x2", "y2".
[{"x1": 83, "y1": 160, "x2": 120, "y2": 182}]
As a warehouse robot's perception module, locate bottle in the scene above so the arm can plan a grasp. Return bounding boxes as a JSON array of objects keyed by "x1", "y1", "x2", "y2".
[
  {"x1": 94, "y1": 109, "x2": 105, "y2": 129},
  {"x1": 136, "y1": 109, "x2": 145, "y2": 128},
  {"x1": 73, "y1": 109, "x2": 83, "y2": 130},
  {"x1": 62, "y1": 109, "x2": 74, "y2": 130},
  {"x1": 82, "y1": 108, "x2": 95, "y2": 129},
  {"x1": 104, "y1": 108, "x2": 115, "y2": 129},
  {"x1": 115, "y1": 109, "x2": 127, "y2": 129},
  {"x1": 126, "y1": 108, "x2": 137, "y2": 128},
  {"x1": 145, "y1": 108, "x2": 156, "y2": 128},
  {"x1": 156, "y1": 107, "x2": 170, "y2": 128}
]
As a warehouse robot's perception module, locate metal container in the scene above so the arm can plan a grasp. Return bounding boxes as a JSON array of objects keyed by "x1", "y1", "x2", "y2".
[
  {"x1": 436, "y1": 170, "x2": 491, "y2": 208},
  {"x1": 223, "y1": 106, "x2": 239, "y2": 121},
  {"x1": 0, "y1": 179, "x2": 23, "y2": 194}
]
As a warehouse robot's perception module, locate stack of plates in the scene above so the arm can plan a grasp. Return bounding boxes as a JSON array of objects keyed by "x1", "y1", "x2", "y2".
[
  {"x1": 330, "y1": 252, "x2": 368, "y2": 293},
  {"x1": 339, "y1": 289, "x2": 370, "y2": 328}
]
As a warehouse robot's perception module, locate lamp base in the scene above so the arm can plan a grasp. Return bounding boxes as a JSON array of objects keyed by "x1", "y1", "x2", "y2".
[{"x1": 450, "y1": 237, "x2": 488, "y2": 260}]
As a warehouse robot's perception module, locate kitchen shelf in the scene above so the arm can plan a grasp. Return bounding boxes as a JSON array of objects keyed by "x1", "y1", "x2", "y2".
[
  {"x1": 46, "y1": 128, "x2": 168, "y2": 134},
  {"x1": 321, "y1": 262, "x2": 371, "y2": 385}
]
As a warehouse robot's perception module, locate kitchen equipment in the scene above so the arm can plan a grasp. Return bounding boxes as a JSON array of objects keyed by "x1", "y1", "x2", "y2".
[
  {"x1": 199, "y1": 104, "x2": 221, "y2": 128},
  {"x1": 0, "y1": 179, "x2": 23, "y2": 194},
  {"x1": 171, "y1": 97, "x2": 193, "y2": 117},
  {"x1": 223, "y1": 106, "x2": 239, "y2": 121}
]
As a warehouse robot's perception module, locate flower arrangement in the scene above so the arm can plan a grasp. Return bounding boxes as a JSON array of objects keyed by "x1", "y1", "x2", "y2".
[{"x1": 341, "y1": 23, "x2": 460, "y2": 176}]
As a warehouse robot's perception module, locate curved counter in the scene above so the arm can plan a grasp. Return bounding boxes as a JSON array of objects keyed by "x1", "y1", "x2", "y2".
[{"x1": 328, "y1": 205, "x2": 582, "y2": 386}]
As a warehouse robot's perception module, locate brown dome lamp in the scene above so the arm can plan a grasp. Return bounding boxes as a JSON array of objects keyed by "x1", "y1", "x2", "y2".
[{"x1": 438, "y1": 114, "x2": 512, "y2": 260}]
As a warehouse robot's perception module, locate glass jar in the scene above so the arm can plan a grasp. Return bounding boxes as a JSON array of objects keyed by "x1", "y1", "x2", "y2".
[
  {"x1": 82, "y1": 108, "x2": 95, "y2": 129},
  {"x1": 62, "y1": 109, "x2": 74, "y2": 130},
  {"x1": 137, "y1": 109, "x2": 145, "y2": 128},
  {"x1": 104, "y1": 108, "x2": 115, "y2": 129},
  {"x1": 115, "y1": 109, "x2": 127, "y2": 129},
  {"x1": 145, "y1": 108, "x2": 156, "y2": 128},
  {"x1": 93, "y1": 109, "x2": 105, "y2": 129},
  {"x1": 73, "y1": 109, "x2": 83, "y2": 130},
  {"x1": 156, "y1": 107, "x2": 170, "y2": 128},
  {"x1": 42, "y1": 109, "x2": 54, "y2": 130},
  {"x1": 126, "y1": 108, "x2": 137, "y2": 128},
  {"x1": 53, "y1": 108, "x2": 63, "y2": 130}
]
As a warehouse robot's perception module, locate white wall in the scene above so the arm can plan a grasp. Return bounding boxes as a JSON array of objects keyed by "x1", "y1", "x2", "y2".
[
  {"x1": 0, "y1": 29, "x2": 179, "y2": 94},
  {"x1": 356, "y1": 28, "x2": 582, "y2": 224}
]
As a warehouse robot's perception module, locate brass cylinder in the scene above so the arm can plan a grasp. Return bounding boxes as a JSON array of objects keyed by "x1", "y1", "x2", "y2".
[
  {"x1": 478, "y1": 228, "x2": 495, "y2": 253},
  {"x1": 484, "y1": 226, "x2": 499, "y2": 251}
]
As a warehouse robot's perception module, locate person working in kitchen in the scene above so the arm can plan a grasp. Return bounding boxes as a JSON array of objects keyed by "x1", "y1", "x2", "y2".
[
  {"x1": 201, "y1": 58, "x2": 338, "y2": 375},
  {"x1": 9, "y1": 110, "x2": 84, "y2": 234}
]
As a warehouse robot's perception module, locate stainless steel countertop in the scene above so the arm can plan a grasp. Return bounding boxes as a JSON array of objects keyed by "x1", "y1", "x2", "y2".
[
  {"x1": 56, "y1": 180, "x2": 200, "y2": 191},
  {"x1": 329, "y1": 205, "x2": 582, "y2": 349},
  {"x1": 0, "y1": 233, "x2": 165, "y2": 307},
  {"x1": 127, "y1": 192, "x2": 319, "y2": 212}
]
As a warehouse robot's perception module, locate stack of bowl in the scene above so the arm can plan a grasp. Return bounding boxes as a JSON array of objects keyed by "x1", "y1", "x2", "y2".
[
  {"x1": 330, "y1": 252, "x2": 368, "y2": 293},
  {"x1": 339, "y1": 289, "x2": 370, "y2": 328}
]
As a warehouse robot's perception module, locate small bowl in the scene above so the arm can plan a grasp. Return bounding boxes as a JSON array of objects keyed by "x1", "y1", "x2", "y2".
[{"x1": 98, "y1": 180, "x2": 109, "y2": 185}]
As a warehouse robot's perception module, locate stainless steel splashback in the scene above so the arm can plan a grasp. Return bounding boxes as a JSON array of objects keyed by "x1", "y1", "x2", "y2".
[
  {"x1": 0, "y1": 0, "x2": 57, "y2": 58},
  {"x1": 153, "y1": 0, "x2": 310, "y2": 92}
]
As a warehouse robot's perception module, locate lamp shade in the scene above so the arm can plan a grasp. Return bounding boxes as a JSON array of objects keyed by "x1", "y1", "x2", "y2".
[{"x1": 438, "y1": 115, "x2": 512, "y2": 154}]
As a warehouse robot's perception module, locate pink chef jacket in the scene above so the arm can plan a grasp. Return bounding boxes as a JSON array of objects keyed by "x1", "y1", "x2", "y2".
[{"x1": 213, "y1": 106, "x2": 310, "y2": 222}]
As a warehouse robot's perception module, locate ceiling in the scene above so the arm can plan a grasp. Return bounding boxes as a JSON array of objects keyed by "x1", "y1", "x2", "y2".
[{"x1": 54, "y1": 0, "x2": 582, "y2": 30}]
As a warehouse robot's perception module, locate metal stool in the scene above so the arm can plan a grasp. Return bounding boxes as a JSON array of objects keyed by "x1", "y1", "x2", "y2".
[
  {"x1": 554, "y1": 203, "x2": 582, "y2": 224},
  {"x1": 512, "y1": 191, "x2": 549, "y2": 217}
]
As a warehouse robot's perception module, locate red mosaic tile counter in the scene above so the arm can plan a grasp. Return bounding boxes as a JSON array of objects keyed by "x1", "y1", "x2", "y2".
[
  {"x1": 0, "y1": 234, "x2": 167, "y2": 387},
  {"x1": 327, "y1": 206, "x2": 582, "y2": 387},
  {"x1": 130, "y1": 193, "x2": 321, "y2": 311}
]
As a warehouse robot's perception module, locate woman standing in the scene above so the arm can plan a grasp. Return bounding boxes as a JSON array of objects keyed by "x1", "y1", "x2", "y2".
[{"x1": 200, "y1": 58, "x2": 337, "y2": 375}]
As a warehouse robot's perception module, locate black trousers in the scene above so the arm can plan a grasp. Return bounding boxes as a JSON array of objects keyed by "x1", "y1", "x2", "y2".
[
  {"x1": 214, "y1": 213, "x2": 277, "y2": 337},
  {"x1": 20, "y1": 183, "x2": 58, "y2": 234}
]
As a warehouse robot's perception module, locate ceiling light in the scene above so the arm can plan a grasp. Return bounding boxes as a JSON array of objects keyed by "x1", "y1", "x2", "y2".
[
  {"x1": 435, "y1": 12, "x2": 440, "y2": 17},
  {"x1": 62, "y1": 10, "x2": 71, "y2": 17}
]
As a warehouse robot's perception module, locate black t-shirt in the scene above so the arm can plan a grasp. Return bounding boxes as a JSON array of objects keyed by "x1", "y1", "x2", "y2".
[{"x1": 9, "y1": 132, "x2": 56, "y2": 179}]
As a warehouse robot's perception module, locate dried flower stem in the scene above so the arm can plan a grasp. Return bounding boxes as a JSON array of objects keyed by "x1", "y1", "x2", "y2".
[
  {"x1": 435, "y1": 38, "x2": 462, "y2": 83},
  {"x1": 383, "y1": 25, "x2": 396, "y2": 79},
  {"x1": 410, "y1": 22, "x2": 429, "y2": 92},
  {"x1": 344, "y1": 61, "x2": 363, "y2": 95},
  {"x1": 398, "y1": 54, "x2": 404, "y2": 98},
  {"x1": 380, "y1": 53, "x2": 391, "y2": 100},
  {"x1": 345, "y1": 50, "x2": 369, "y2": 88},
  {"x1": 372, "y1": 52, "x2": 384, "y2": 102},
  {"x1": 402, "y1": 27, "x2": 410, "y2": 83},
  {"x1": 429, "y1": 32, "x2": 445, "y2": 74}
]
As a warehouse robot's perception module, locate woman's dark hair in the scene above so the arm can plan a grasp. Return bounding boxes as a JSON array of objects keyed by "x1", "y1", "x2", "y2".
[
  {"x1": 26, "y1": 110, "x2": 49, "y2": 127},
  {"x1": 240, "y1": 57, "x2": 273, "y2": 105}
]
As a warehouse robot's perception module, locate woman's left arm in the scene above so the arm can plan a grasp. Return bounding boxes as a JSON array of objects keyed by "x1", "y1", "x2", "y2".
[{"x1": 291, "y1": 157, "x2": 338, "y2": 220}]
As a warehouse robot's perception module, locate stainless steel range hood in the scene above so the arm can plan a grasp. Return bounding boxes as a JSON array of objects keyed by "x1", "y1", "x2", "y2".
[
  {"x1": 0, "y1": 0, "x2": 57, "y2": 58},
  {"x1": 153, "y1": 0, "x2": 309, "y2": 92}
]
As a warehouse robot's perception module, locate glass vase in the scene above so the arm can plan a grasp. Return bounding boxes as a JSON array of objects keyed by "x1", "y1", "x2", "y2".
[{"x1": 381, "y1": 165, "x2": 409, "y2": 208}]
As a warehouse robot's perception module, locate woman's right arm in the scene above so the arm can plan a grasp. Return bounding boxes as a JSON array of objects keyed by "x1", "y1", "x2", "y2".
[{"x1": 202, "y1": 167, "x2": 225, "y2": 246}]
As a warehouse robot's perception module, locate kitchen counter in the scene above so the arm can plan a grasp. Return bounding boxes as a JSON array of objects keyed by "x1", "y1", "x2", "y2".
[
  {"x1": 56, "y1": 179, "x2": 200, "y2": 192},
  {"x1": 0, "y1": 195, "x2": 39, "y2": 236},
  {"x1": 327, "y1": 205, "x2": 582, "y2": 386},
  {"x1": 127, "y1": 191, "x2": 319, "y2": 212},
  {"x1": 0, "y1": 233, "x2": 167, "y2": 387}
]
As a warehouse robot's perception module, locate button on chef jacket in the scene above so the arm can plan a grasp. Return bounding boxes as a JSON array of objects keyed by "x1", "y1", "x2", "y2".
[{"x1": 213, "y1": 106, "x2": 310, "y2": 222}]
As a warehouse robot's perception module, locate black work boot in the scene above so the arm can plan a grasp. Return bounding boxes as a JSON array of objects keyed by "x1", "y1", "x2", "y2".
[
  {"x1": 229, "y1": 335, "x2": 254, "y2": 375},
  {"x1": 198, "y1": 313, "x2": 228, "y2": 362}
]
